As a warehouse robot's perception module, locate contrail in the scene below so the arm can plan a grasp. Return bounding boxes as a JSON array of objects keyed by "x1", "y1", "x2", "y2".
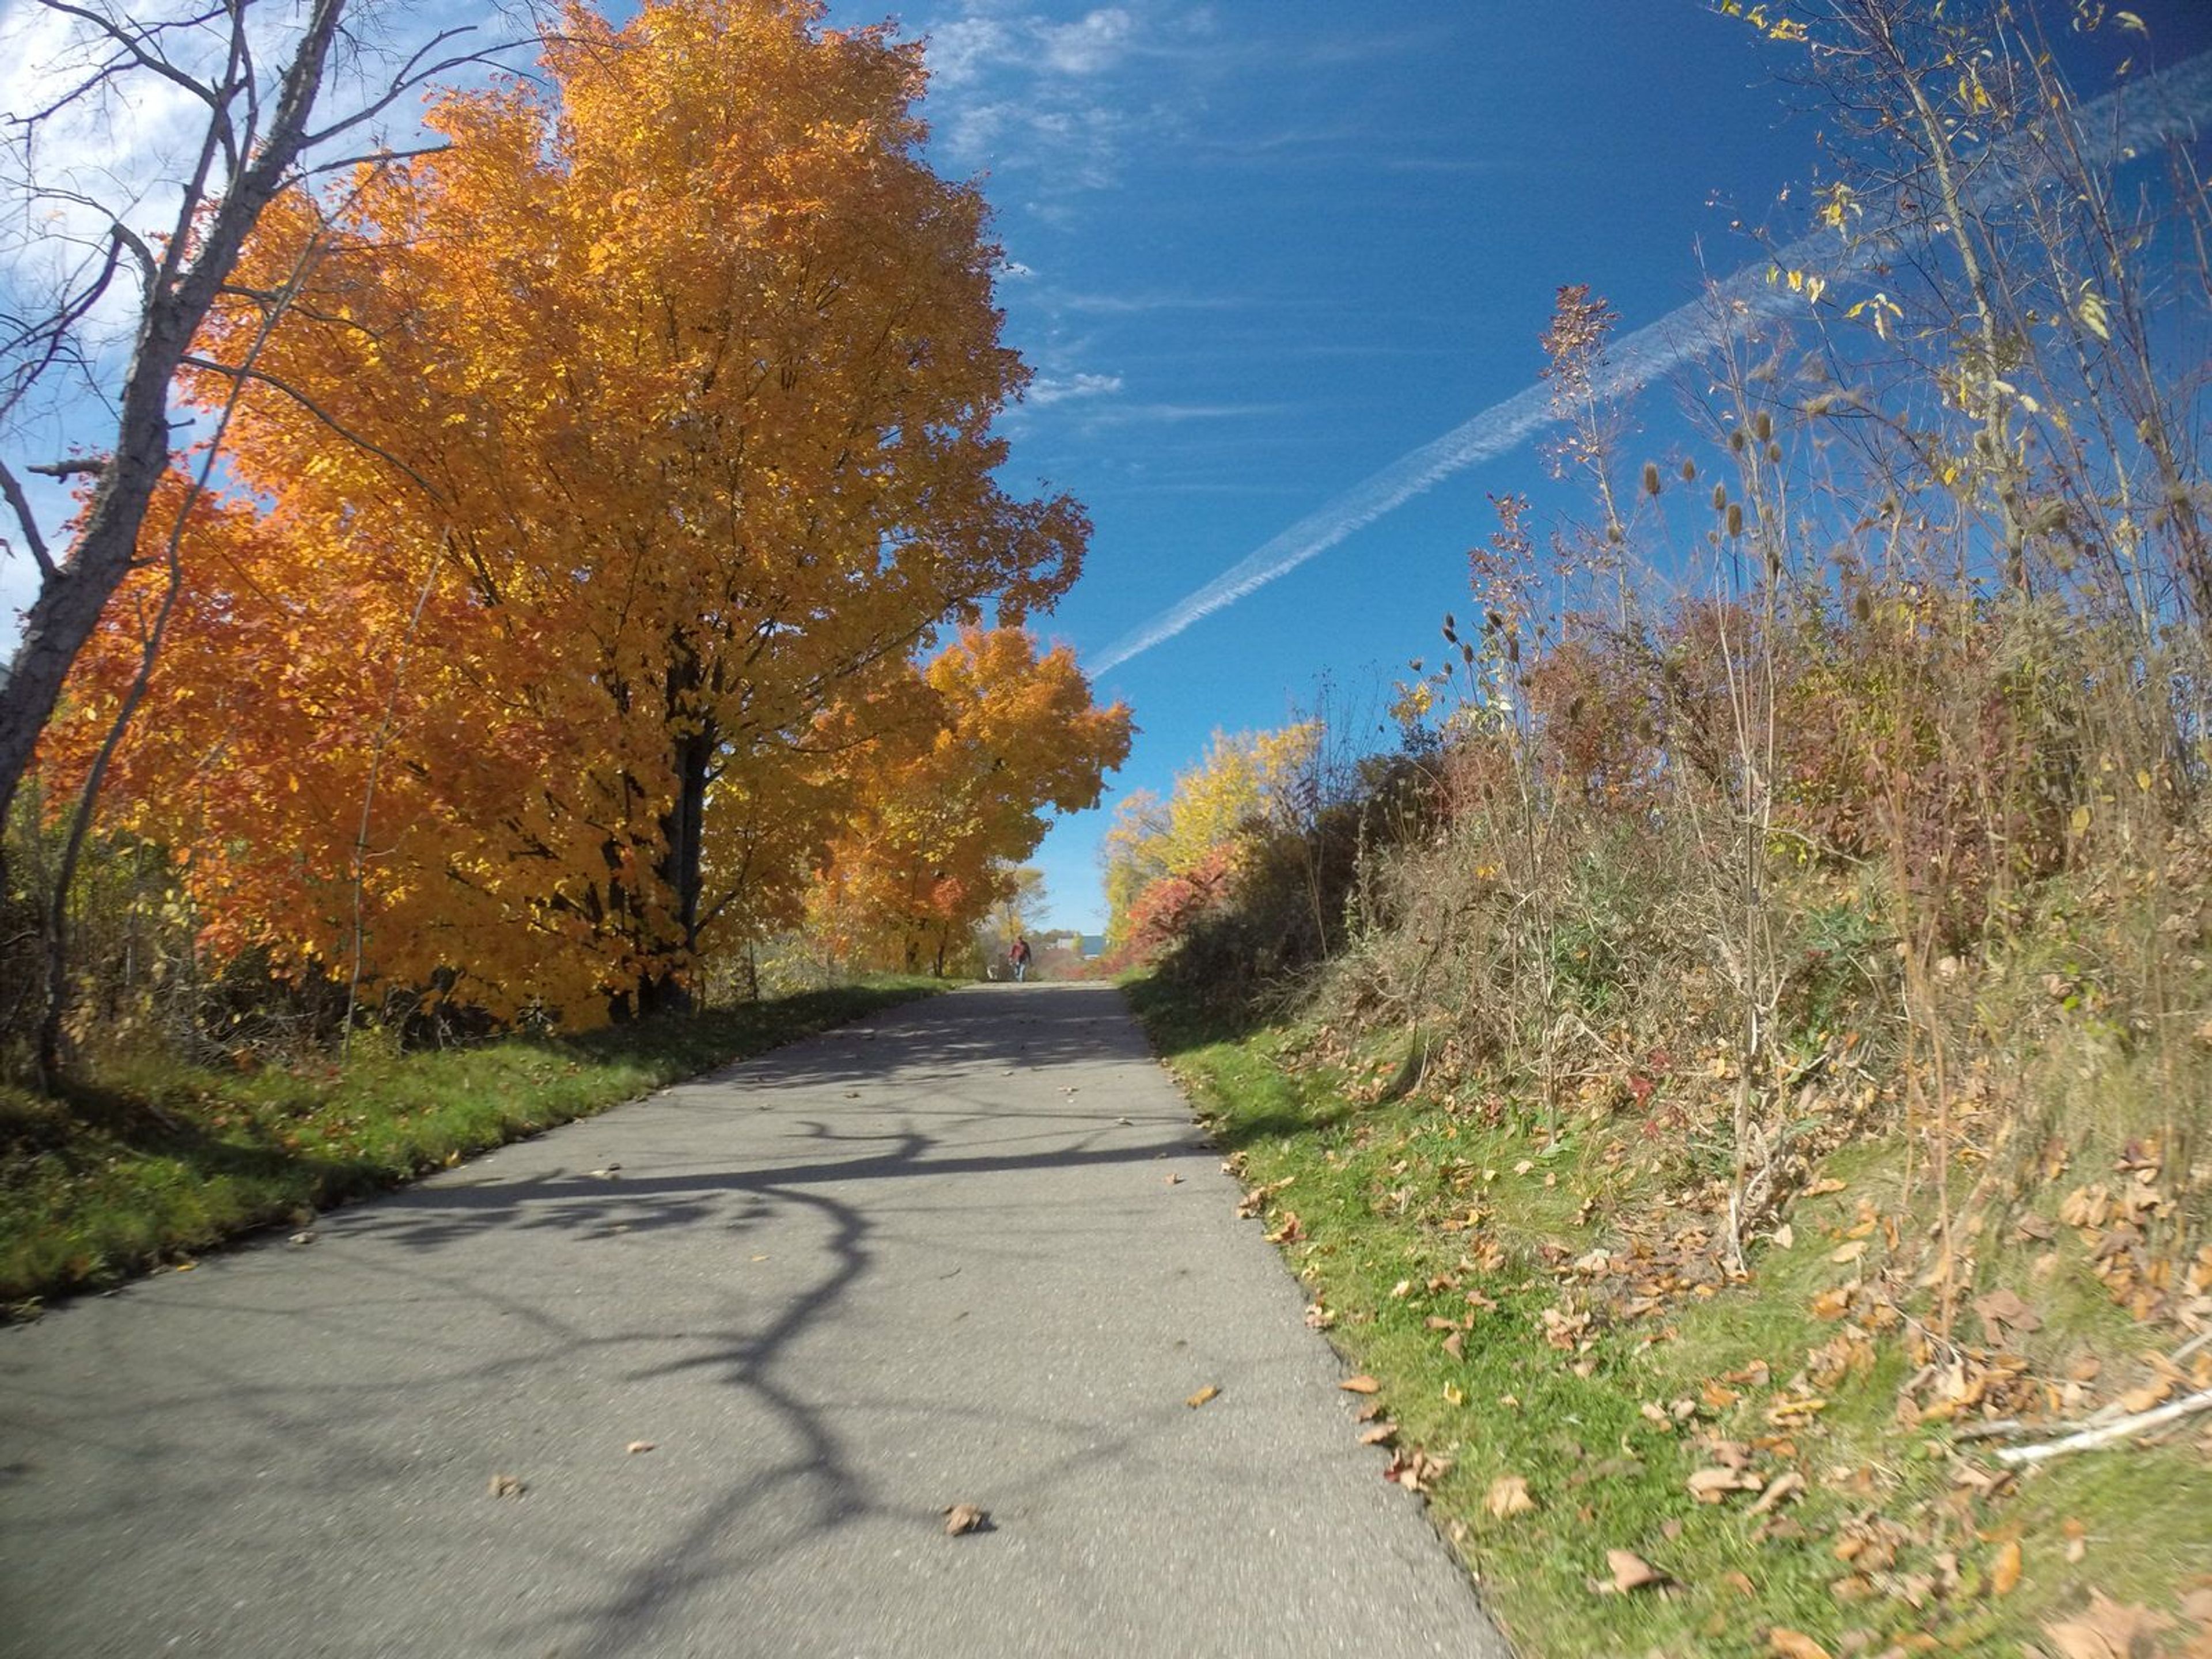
[{"x1": 1089, "y1": 49, "x2": 2212, "y2": 674}]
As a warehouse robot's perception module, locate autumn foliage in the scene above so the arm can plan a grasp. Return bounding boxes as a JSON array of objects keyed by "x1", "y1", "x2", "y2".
[{"x1": 39, "y1": 0, "x2": 1126, "y2": 1029}]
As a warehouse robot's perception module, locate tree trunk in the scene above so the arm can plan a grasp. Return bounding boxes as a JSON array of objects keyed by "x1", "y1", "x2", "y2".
[{"x1": 0, "y1": 0, "x2": 350, "y2": 832}]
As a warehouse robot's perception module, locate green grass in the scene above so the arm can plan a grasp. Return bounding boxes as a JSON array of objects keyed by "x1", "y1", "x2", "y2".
[
  {"x1": 1129, "y1": 972, "x2": 2212, "y2": 1659},
  {"x1": 0, "y1": 977, "x2": 943, "y2": 1312}
]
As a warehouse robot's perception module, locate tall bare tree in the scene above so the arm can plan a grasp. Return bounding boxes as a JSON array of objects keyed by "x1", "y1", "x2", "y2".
[{"x1": 0, "y1": 0, "x2": 517, "y2": 832}]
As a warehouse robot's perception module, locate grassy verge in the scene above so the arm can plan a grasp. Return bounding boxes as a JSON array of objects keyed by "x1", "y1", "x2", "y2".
[
  {"x1": 1129, "y1": 975, "x2": 2212, "y2": 1659},
  {"x1": 0, "y1": 977, "x2": 944, "y2": 1312}
]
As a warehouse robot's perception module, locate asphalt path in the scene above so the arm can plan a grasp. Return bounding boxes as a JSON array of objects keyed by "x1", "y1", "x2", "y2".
[{"x1": 0, "y1": 982, "x2": 1510, "y2": 1658}]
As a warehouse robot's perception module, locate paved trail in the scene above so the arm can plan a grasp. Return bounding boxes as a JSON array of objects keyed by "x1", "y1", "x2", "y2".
[{"x1": 1, "y1": 983, "x2": 1509, "y2": 1658}]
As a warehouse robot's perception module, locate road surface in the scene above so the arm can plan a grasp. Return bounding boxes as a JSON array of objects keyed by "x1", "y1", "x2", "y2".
[{"x1": 1, "y1": 982, "x2": 1509, "y2": 1658}]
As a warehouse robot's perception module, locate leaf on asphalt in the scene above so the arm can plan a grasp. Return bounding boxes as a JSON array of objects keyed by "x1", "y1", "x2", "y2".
[
  {"x1": 488, "y1": 1474, "x2": 525, "y2": 1498},
  {"x1": 625, "y1": 1441, "x2": 656, "y2": 1455},
  {"x1": 1605, "y1": 1549, "x2": 1672, "y2": 1593},
  {"x1": 1358, "y1": 1422, "x2": 1397, "y2": 1445},
  {"x1": 1485, "y1": 1475, "x2": 1536, "y2": 1519},
  {"x1": 1768, "y1": 1631, "x2": 1832, "y2": 1659},
  {"x1": 1185, "y1": 1384, "x2": 1221, "y2": 1409},
  {"x1": 942, "y1": 1503, "x2": 990, "y2": 1536},
  {"x1": 1340, "y1": 1375, "x2": 1381, "y2": 1394},
  {"x1": 2043, "y1": 1592, "x2": 2174, "y2": 1659}
]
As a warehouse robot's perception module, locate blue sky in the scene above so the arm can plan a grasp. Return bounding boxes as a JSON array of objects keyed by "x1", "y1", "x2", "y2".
[{"x1": 814, "y1": 0, "x2": 2212, "y2": 933}]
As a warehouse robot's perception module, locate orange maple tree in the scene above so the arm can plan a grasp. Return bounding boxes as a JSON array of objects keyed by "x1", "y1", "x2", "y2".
[
  {"x1": 45, "y1": 0, "x2": 1113, "y2": 1024},
  {"x1": 806, "y1": 627, "x2": 1132, "y2": 974}
]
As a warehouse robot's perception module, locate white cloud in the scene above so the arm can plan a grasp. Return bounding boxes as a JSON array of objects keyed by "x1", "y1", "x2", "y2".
[
  {"x1": 916, "y1": 3, "x2": 1194, "y2": 190},
  {"x1": 1039, "y1": 7, "x2": 1134, "y2": 75},
  {"x1": 1027, "y1": 371, "x2": 1123, "y2": 405}
]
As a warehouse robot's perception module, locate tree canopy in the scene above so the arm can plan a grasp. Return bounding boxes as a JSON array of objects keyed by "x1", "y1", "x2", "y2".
[{"x1": 44, "y1": 0, "x2": 1126, "y2": 1024}]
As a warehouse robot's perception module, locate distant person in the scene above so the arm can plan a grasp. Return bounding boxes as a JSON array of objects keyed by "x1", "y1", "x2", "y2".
[{"x1": 1010, "y1": 937, "x2": 1032, "y2": 982}]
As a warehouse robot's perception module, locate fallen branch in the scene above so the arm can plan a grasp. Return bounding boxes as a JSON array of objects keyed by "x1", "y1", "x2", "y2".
[
  {"x1": 1995, "y1": 1387, "x2": 2212, "y2": 1467},
  {"x1": 2171, "y1": 1327, "x2": 2212, "y2": 1366}
]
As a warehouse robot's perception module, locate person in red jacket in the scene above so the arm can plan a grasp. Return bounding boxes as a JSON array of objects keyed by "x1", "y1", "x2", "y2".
[{"x1": 1009, "y1": 937, "x2": 1032, "y2": 982}]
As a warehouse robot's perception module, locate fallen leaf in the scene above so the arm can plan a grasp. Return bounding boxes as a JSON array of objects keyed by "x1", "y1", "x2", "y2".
[
  {"x1": 2119, "y1": 1377, "x2": 2175, "y2": 1412},
  {"x1": 1385, "y1": 1447, "x2": 1452, "y2": 1492},
  {"x1": 1163, "y1": 1173, "x2": 1182, "y2": 1185},
  {"x1": 1688, "y1": 1466, "x2": 1764, "y2": 1503},
  {"x1": 1748, "y1": 1471, "x2": 1806, "y2": 1515},
  {"x1": 1983, "y1": 1537, "x2": 2021, "y2": 1595},
  {"x1": 1830, "y1": 1240, "x2": 1867, "y2": 1265},
  {"x1": 1358, "y1": 1422, "x2": 1397, "y2": 1445},
  {"x1": 625, "y1": 1441, "x2": 656, "y2": 1456},
  {"x1": 1975, "y1": 1287, "x2": 2044, "y2": 1339},
  {"x1": 488, "y1": 1474, "x2": 525, "y2": 1498},
  {"x1": 1772, "y1": 1224, "x2": 1795, "y2": 1249},
  {"x1": 1185, "y1": 1384, "x2": 1221, "y2": 1409},
  {"x1": 1486, "y1": 1474, "x2": 1537, "y2": 1518},
  {"x1": 2043, "y1": 1592, "x2": 2174, "y2": 1659},
  {"x1": 1340, "y1": 1376, "x2": 1381, "y2": 1394},
  {"x1": 1769, "y1": 1631, "x2": 1832, "y2": 1659},
  {"x1": 943, "y1": 1503, "x2": 990, "y2": 1536},
  {"x1": 1805, "y1": 1177, "x2": 1847, "y2": 1196},
  {"x1": 1607, "y1": 1549, "x2": 1672, "y2": 1593}
]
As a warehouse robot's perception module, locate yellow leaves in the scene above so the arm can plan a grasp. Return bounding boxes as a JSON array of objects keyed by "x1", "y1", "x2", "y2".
[
  {"x1": 2076, "y1": 284, "x2": 2113, "y2": 341},
  {"x1": 1843, "y1": 291, "x2": 1902, "y2": 340},
  {"x1": 1772, "y1": 267, "x2": 1829, "y2": 306},
  {"x1": 1719, "y1": 1, "x2": 1809, "y2": 43}
]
